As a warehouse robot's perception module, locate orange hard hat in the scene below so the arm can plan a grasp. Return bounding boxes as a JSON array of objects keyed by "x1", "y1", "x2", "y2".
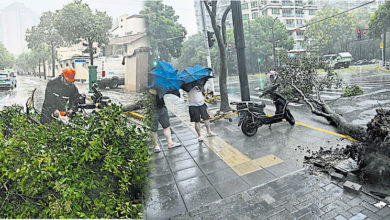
[{"x1": 62, "y1": 67, "x2": 76, "y2": 82}]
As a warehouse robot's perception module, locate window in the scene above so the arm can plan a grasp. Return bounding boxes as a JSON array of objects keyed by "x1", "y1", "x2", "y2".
[
  {"x1": 271, "y1": 0, "x2": 279, "y2": 3},
  {"x1": 242, "y1": 3, "x2": 248, "y2": 9},
  {"x1": 296, "y1": 19, "x2": 303, "y2": 26},
  {"x1": 295, "y1": 9, "x2": 304, "y2": 17},
  {"x1": 282, "y1": 9, "x2": 293, "y2": 17},
  {"x1": 261, "y1": 0, "x2": 267, "y2": 5},
  {"x1": 295, "y1": 0, "x2": 303, "y2": 6},
  {"x1": 272, "y1": 8, "x2": 280, "y2": 14},
  {"x1": 285, "y1": 19, "x2": 295, "y2": 28},
  {"x1": 308, "y1": 0, "x2": 315, "y2": 5},
  {"x1": 252, "y1": 12, "x2": 259, "y2": 19},
  {"x1": 309, "y1": 9, "x2": 316, "y2": 15},
  {"x1": 251, "y1": 1, "x2": 258, "y2": 8},
  {"x1": 242, "y1": 14, "x2": 249, "y2": 20},
  {"x1": 282, "y1": 0, "x2": 293, "y2": 6},
  {"x1": 262, "y1": 9, "x2": 268, "y2": 15}
]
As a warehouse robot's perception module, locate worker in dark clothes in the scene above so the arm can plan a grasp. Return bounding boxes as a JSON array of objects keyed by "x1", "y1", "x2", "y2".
[{"x1": 40, "y1": 67, "x2": 80, "y2": 124}]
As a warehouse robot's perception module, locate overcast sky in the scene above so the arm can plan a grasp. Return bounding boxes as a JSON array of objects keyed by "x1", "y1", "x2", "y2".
[{"x1": 0, "y1": 0, "x2": 198, "y2": 35}]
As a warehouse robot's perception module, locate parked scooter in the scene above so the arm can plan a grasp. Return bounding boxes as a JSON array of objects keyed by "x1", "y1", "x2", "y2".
[{"x1": 230, "y1": 84, "x2": 295, "y2": 137}]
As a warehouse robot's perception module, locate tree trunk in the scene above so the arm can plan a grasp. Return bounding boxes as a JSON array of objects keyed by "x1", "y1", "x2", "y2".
[
  {"x1": 89, "y1": 39, "x2": 94, "y2": 66},
  {"x1": 43, "y1": 58, "x2": 47, "y2": 78},
  {"x1": 51, "y1": 45, "x2": 55, "y2": 78},
  {"x1": 204, "y1": 1, "x2": 230, "y2": 112},
  {"x1": 320, "y1": 103, "x2": 366, "y2": 141},
  {"x1": 38, "y1": 58, "x2": 41, "y2": 79},
  {"x1": 383, "y1": 30, "x2": 387, "y2": 65}
]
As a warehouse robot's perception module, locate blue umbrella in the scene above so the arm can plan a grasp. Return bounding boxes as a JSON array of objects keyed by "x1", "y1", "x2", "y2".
[
  {"x1": 149, "y1": 61, "x2": 182, "y2": 98},
  {"x1": 179, "y1": 65, "x2": 213, "y2": 92}
]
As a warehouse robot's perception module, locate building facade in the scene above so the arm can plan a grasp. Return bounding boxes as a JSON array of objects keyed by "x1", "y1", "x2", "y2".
[
  {"x1": 241, "y1": 0, "x2": 317, "y2": 52},
  {"x1": 194, "y1": 0, "x2": 318, "y2": 52},
  {"x1": 0, "y1": 2, "x2": 37, "y2": 55},
  {"x1": 317, "y1": 0, "x2": 385, "y2": 13}
]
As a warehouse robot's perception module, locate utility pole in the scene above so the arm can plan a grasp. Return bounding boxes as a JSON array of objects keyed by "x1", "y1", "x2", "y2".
[
  {"x1": 200, "y1": 0, "x2": 215, "y2": 92},
  {"x1": 272, "y1": 17, "x2": 277, "y2": 68},
  {"x1": 383, "y1": 31, "x2": 387, "y2": 66},
  {"x1": 231, "y1": 0, "x2": 250, "y2": 101}
]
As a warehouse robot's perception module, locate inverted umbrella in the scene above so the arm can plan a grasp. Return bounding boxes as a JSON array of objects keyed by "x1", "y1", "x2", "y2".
[
  {"x1": 149, "y1": 61, "x2": 182, "y2": 98},
  {"x1": 179, "y1": 65, "x2": 213, "y2": 92}
]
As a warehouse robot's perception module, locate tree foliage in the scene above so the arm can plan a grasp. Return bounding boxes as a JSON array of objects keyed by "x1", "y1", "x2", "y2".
[
  {"x1": 0, "y1": 43, "x2": 14, "y2": 69},
  {"x1": 275, "y1": 56, "x2": 365, "y2": 141},
  {"x1": 55, "y1": 1, "x2": 112, "y2": 65},
  {"x1": 144, "y1": 0, "x2": 186, "y2": 62},
  {"x1": 369, "y1": 0, "x2": 390, "y2": 38},
  {"x1": 15, "y1": 52, "x2": 38, "y2": 72},
  {"x1": 305, "y1": 6, "x2": 355, "y2": 54},
  {"x1": 243, "y1": 16, "x2": 294, "y2": 72},
  {"x1": 0, "y1": 104, "x2": 150, "y2": 218}
]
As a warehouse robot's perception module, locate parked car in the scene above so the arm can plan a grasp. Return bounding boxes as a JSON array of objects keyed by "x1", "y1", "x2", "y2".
[
  {"x1": 0, "y1": 70, "x2": 17, "y2": 89},
  {"x1": 369, "y1": 59, "x2": 377, "y2": 64}
]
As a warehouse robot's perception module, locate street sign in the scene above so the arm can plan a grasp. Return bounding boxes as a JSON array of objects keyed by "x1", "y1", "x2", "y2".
[
  {"x1": 380, "y1": 42, "x2": 383, "y2": 48},
  {"x1": 257, "y1": 58, "x2": 262, "y2": 63},
  {"x1": 75, "y1": 59, "x2": 86, "y2": 63}
]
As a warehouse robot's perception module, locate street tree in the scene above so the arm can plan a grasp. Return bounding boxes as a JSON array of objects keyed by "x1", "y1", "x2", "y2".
[
  {"x1": 15, "y1": 52, "x2": 39, "y2": 73},
  {"x1": 276, "y1": 56, "x2": 366, "y2": 141},
  {"x1": 38, "y1": 11, "x2": 64, "y2": 77},
  {"x1": 25, "y1": 26, "x2": 51, "y2": 79},
  {"x1": 144, "y1": 0, "x2": 186, "y2": 62},
  {"x1": 305, "y1": 6, "x2": 355, "y2": 55},
  {"x1": 369, "y1": 0, "x2": 390, "y2": 63},
  {"x1": 0, "y1": 42, "x2": 14, "y2": 69},
  {"x1": 55, "y1": 1, "x2": 112, "y2": 65},
  {"x1": 203, "y1": 1, "x2": 231, "y2": 112},
  {"x1": 243, "y1": 16, "x2": 293, "y2": 72}
]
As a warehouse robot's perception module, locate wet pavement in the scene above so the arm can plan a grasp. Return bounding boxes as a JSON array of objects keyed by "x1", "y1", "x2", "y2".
[
  {"x1": 145, "y1": 69, "x2": 390, "y2": 219},
  {"x1": 0, "y1": 75, "x2": 140, "y2": 111}
]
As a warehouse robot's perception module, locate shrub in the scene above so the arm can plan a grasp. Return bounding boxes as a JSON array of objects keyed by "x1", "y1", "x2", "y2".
[
  {"x1": 0, "y1": 104, "x2": 151, "y2": 218},
  {"x1": 342, "y1": 84, "x2": 364, "y2": 97}
]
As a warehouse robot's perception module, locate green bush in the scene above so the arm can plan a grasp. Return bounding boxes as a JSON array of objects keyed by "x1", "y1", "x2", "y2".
[
  {"x1": 342, "y1": 84, "x2": 364, "y2": 97},
  {"x1": 0, "y1": 104, "x2": 151, "y2": 218}
]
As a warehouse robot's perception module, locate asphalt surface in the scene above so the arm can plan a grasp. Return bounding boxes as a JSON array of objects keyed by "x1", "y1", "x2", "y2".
[{"x1": 2, "y1": 71, "x2": 390, "y2": 219}]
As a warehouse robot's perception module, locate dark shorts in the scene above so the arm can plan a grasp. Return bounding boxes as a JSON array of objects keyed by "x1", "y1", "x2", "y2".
[
  {"x1": 152, "y1": 106, "x2": 170, "y2": 132},
  {"x1": 189, "y1": 104, "x2": 210, "y2": 122}
]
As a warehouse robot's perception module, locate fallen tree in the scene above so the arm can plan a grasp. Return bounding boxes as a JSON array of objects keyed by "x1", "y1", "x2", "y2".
[{"x1": 276, "y1": 56, "x2": 366, "y2": 141}]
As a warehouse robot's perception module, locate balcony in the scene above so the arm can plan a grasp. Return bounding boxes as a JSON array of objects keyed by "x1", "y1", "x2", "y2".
[
  {"x1": 295, "y1": 13, "x2": 304, "y2": 17},
  {"x1": 283, "y1": 13, "x2": 294, "y2": 17},
  {"x1": 295, "y1": 35, "x2": 304, "y2": 40},
  {"x1": 286, "y1": 23, "x2": 295, "y2": 28},
  {"x1": 295, "y1": 1, "x2": 304, "y2": 6},
  {"x1": 282, "y1": 1, "x2": 293, "y2": 6}
]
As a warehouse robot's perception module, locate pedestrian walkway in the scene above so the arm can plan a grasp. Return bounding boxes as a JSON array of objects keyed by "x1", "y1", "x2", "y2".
[{"x1": 144, "y1": 97, "x2": 390, "y2": 220}]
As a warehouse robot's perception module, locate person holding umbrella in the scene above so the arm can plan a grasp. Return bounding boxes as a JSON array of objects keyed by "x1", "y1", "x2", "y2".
[
  {"x1": 179, "y1": 65, "x2": 217, "y2": 142},
  {"x1": 149, "y1": 61, "x2": 183, "y2": 152}
]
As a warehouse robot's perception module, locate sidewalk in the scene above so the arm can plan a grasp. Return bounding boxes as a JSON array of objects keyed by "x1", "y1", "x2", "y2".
[{"x1": 144, "y1": 97, "x2": 390, "y2": 220}]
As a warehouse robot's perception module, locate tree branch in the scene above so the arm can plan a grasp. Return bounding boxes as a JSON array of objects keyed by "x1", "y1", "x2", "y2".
[
  {"x1": 221, "y1": 5, "x2": 231, "y2": 45},
  {"x1": 291, "y1": 79, "x2": 331, "y2": 118}
]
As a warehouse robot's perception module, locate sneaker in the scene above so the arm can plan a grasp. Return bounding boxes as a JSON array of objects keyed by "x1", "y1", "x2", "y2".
[
  {"x1": 154, "y1": 148, "x2": 161, "y2": 153},
  {"x1": 168, "y1": 142, "x2": 181, "y2": 149}
]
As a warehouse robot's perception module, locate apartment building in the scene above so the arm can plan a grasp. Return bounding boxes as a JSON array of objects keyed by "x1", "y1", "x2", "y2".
[
  {"x1": 241, "y1": 0, "x2": 317, "y2": 52},
  {"x1": 194, "y1": 0, "x2": 318, "y2": 52},
  {"x1": 194, "y1": 0, "x2": 233, "y2": 33},
  {"x1": 317, "y1": 0, "x2": 385, "y2": 13}
]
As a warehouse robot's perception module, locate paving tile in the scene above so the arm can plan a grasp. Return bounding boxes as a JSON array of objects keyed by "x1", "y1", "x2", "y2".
[
  {"x1": 145, "y1": 184, "x2": 186, "y2": 220},
  {"x1": 182, "y1": 138, "x2": 199, "y2": 146},
  {"x1": 198, "y1": 159, "x2": 230, "y2": 174},
  {"x1": 206, "y1": 167, "x2": 239, "y2": 184},
  {"x1": 149, "y1": 173, "x2": 174, "y2": 189},
  {"x1": 188, "y1": 146, "x2": 214, "y2": 158},
  {"x1": 182, "y1": 186, "x2": 221, "y2": 211},
  {"x1": 253, "y1": 154, "x2": 283, "y2": 168},
  {"x1": 194, "y1": 153, "x2": 222, "y2": 166},
  {"x1": 185, "y1": 142, "x2": 208, "y2": 151},
  {"x1": 241, "y1": 168, "x2": 277, "y2": 187},
  {"x1": 213, "y1": 177, "x2": 250, "y2": 198},
  {"x1": 173, "y1": 166, "x2": 204, "y2": 182},
  {"x1": 148, "y1": 163, "x2": 171, "y2": 178},
  {"x1": 166, "y1": 151, "x2": 192, "y2": 163},
  {"x1": 177, "y1": 175, "x2": 212, "y2": 195},
  {"x1": 232, "y1": 160, "x2": 261, "y2": 176},
  {"x1": 169, "y1": 158, "x2": 197, "y2": 172},
  {"x1": 263, "y1": 161, "x2": 303, "y2": 178},
  {"x1": 349, "y1": 213, "x2": 367, "y2": 220}
]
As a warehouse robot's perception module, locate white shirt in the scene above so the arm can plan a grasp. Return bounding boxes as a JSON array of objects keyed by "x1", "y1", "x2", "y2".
[{"x1": 187, "y1": 86, "x2": 205, "y2": 106}]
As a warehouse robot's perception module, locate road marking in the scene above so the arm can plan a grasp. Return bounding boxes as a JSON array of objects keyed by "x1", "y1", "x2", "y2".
[
  {"x1": 264, "y1": 113, "x2": 358, "y2": 142},
  {"x1": 166, "y1": 101, "x2": 283, "y2": 176}
]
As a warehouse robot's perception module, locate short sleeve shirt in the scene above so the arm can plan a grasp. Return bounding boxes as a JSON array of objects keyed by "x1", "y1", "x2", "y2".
[{"x1": 187, "y1": 86, "x2": 205, "y2": 106}]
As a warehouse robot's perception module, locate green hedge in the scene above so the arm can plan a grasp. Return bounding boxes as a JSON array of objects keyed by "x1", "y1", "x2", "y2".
[
  {"x1": 0, "y1": 104, "x2": 151, "y2": 218},
  {"x1": 342, "y1": 84, "x2": 364, "y2": 97}
]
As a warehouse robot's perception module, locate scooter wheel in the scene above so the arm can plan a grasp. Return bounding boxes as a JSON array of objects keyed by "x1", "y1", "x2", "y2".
[
  {"x1": 241, "y1": 118, "x2": 258, "y2": 137},
  {"x1": 285, "y1": 109, "x2": 295, "y2": 126}
]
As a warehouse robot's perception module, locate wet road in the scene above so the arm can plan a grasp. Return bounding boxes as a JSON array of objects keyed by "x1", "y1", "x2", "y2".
[{"x1": 0, "y1": 75, "x2": 141, "y2": 112}]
